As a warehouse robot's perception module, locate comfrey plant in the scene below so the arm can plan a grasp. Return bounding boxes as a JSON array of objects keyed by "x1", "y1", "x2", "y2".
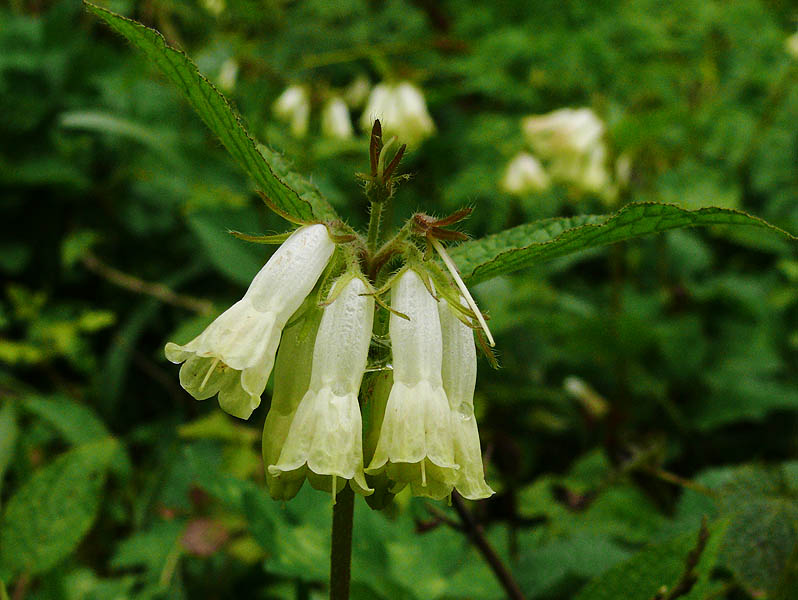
[
  {"x1": 86, "y1": 5, "x2": 797, "y2": 598},
  {"x1": 167, "y1": 123, "x2": 495, "y2": 506}
]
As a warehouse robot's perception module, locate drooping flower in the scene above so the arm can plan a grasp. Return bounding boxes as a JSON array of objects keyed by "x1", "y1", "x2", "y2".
[
  {"x1": 273, "y1": 84, "x2": 311, "y2": 138},
  {"x1": 262, "y1": 304, "x2": 322, "y2": 501},
  {"x1": 165, "y1": 224, "x2": 335, "y2": 419},
  {"x1": 366, "y1": 269, "x2": 457, "y2": 500},
  {"x1": 360, "y1": 82, "x2": 435, "y2": 147},
  {"x1": 500, "y1": 152, "x2": 550, "y2": 195},
  {"x1": 439, "y1": 298, "x2": 494, "y2": 500},
  {"x1": 269, "y1": 275, "x2": 374, "y2": 498},
  {"x1": 321, "y1": 97, "x2": 354, "y2": 140}
]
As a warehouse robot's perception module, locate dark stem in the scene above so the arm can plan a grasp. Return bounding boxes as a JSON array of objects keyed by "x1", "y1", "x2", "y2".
[
  {"x1": 330, "y1": 486, "x2": 355, "y2": 600},
  {"x1": 451, "y1": 492, "x2": 526, "y2": 600}
]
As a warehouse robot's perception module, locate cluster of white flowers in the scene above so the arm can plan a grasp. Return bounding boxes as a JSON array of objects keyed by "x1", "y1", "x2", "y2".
[
  {"x1": 166, "y1": 225, "x2": 492, "y2": 502},
  {"x1": 501, "y1": 107, "x2": 614, "y2": 199},
  {"x1": 273, "y1": 78, "x2": 436, "y2": 147},
  {"x1": 360, "y1": 82, "x2": 436, "y2": 147}
]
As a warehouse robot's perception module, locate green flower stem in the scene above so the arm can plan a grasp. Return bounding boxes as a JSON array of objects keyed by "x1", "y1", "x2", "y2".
[
  {"x1": 366, "y1": 200, "x2": 385, "y2": 255},
  {"x1": 330, "y1": 486, "x2": 355, "y2": 600}
]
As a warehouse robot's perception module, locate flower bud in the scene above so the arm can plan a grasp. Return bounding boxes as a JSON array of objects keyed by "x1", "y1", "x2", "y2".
[
  {"x1": 366, "y1": 269, "x2": 457, "y2": 500},
  {"x1": 360, "y1": 81, "x2": 435, "y2": 147},
  {"x1": 268, "y1": 276, "x2": 374, "y2": 498},
  {"x1": 165, "y1": 225, "x2": 334, "y2": 419},
  {"x1": 500, "y1": 152, "x2": 550, "y2": 195},
  {"x1": 273, "y1": 85, "x2": 310, "y2": 138},
  {"x1": 439, "y1": 298, "x2": 494, "y2": 500},
  {"x1": 321, "y1": 97, "x2": 354, "y2": 140}
]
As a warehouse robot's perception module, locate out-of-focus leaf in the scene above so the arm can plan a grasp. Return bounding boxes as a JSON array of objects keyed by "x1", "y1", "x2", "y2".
[
  {"x1": 0, "y1": 401, "x2": 18, "y2": 499},
  {"x1": 110, "y1": 519, "x2": 184, "y2": 574},
  {"x1": 59, "y1": 110, "x2": 176, "y2": 155},
  {"x1": 715, "y1": 465, "x2": 798, "y2": 597},
  {"x1": 0, "y1": 438, "x2": 117, "y2": 577},
  {"x1": 186, "y1": 211, "x2": 262, "y2": 286},
  {"x1": 84, "y1": 2, "x2": 337, "y2": 223},
  {"x1": 574, "y1": 521, "x2": 729, "y2": 600},
  {"x1": 21, "y1": 395, "x2": 108, "y2": 444},
  {"x1": 451, "y1": 203, "x2": 796, "y2": 285}
]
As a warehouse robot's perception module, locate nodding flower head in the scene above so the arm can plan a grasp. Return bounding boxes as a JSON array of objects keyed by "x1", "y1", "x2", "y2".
[
  {"x1": 366, "y1": 269, "x2": 458, "y2": 500},
  {"x1": 268, "y1": 275, "x2": 375, "y2": 500},
  {"x1": 439, "y1": 297, "x2": 494, "y2": 500},
  {"x1": 165, "y1": 224, "x2": 335, "y2": 419}
]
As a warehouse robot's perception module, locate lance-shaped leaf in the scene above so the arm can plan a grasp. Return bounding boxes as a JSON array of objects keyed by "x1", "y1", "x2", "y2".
[
  {"x1": 84, "y1": 2, "x2": 338, "y2": 223},
  {"x1": 451, "y1": 202, "x2": 796, "y2": 285}
]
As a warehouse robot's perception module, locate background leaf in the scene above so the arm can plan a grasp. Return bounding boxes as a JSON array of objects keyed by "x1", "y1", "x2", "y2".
[
  {"x1": 452, "y1": 203, "x2": 796, "y2": 284},
  {"x1": 0, "y1": 439, "x2": 117, "y2": 578},
  {"x1": 84, "y1": 2, "x2": 338, "y2": 224}
]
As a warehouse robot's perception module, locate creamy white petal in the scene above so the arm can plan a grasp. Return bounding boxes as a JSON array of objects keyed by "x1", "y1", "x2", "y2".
[
  {"x1": 268, "y1": 277, "x2": 374, "y2": 496},
  {"x1": 366, "y1": 270, "x2": 457, "y2": 497},
  {"x1": 439, "y1": 298, "x2": 494, "y2": 500},
  {"x1": 165, "y1": 225, "x2": 334, "y2": 419}
]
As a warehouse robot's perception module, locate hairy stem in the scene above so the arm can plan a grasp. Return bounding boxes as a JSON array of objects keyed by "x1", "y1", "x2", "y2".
[
  {"x1": 366, "y1": 200, "x2": 384, "y2": 255},
  {"x1": 330, "y1": 486, "x2": 355, "y2": 600}
]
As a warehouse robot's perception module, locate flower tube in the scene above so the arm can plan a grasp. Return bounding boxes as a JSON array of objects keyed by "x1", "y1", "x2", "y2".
[
  {"x1": 165, "y1": 224, "x2": 335, "y2": 419},
  {"x1": 439, "y1": 298, "x2": 494, "y2": 500},
  {"x1": 268, "y1": 276, "x2": 374, "y2": 498},
  {"x1": 366, "y1": 269, "x2": 457, "y2": 500},
  {"x1": 262, "y1": 305, "x2": 322, "y2": 501}
]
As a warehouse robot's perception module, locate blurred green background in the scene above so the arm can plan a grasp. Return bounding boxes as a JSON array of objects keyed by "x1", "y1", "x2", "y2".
[{"x1": 1, "y1": 0, "x2": 797, "y2": 598}]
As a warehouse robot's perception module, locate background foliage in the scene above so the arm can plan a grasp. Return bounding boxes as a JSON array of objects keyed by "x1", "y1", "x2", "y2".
[{"x1": 1, "y1": 0, "x2": 797, "y2": 598}]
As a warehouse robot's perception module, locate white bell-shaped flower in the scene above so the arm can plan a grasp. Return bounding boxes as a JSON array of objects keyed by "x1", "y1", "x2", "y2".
[
  {"x1": 269, "y1": 276, "x2": 374, "y2": 498},
  {"x1": 500, "y1": 152, "x2": 550, "y2": 195},
  {"x1": 360, "y1": 81, "x2": 435, "y2": 147},
  {"x1": 165, "y1": 224, "x2": 335, "y2": 419},
  {"x1": 439, "y1": 298, "x2": 494, "y2": 500},
  {"x1": 321, "y1": 97, "x2": 354, "y2": 140},
  {"x1": 366, "y1": 269, "x2": 457, "y2": 500},
  {"x1": 262, "y1": 306, "x2": 322, "y2": 501},
  {"x1": 273, "y1": 84, "x2": 311, "y2": 137}
]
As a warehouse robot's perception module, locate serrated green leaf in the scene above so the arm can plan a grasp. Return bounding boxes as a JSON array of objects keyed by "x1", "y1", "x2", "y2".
[
  {"x1": 451, "y1": 203, "x2": 796, "y2": 285},
  {"x1": 84, "y1": 2, "x2": 337, "y2": 223},
  {"x1": 0, "y1": 438, "x2": 117, "y2": 577}
]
